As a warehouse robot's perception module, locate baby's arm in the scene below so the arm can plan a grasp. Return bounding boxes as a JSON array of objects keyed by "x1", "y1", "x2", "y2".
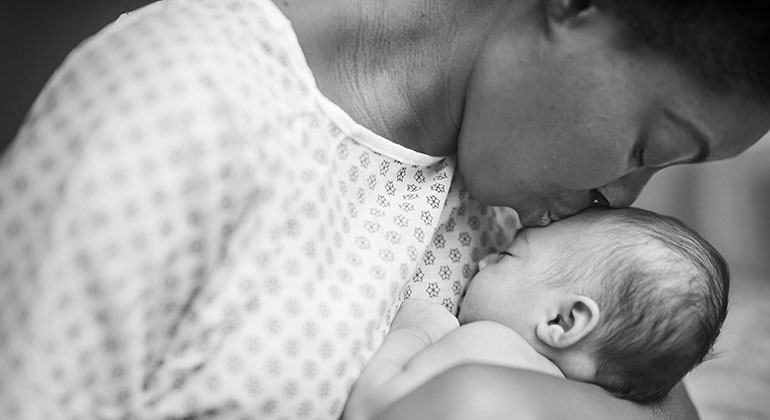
[
  {"x1": 343, "y1": 301, "x2": 564, "y2": 420},
  {"x1": 343, "y1": 299, "x2": 459, "y2": 420}
]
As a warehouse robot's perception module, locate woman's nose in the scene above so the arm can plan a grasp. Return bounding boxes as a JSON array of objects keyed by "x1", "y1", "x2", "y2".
[{"x1": 594, "y1": 170, "x2": 655, "y2": 208}]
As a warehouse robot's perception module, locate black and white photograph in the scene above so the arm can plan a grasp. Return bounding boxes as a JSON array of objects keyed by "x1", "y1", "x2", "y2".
[{"x1": 2, "y1": 1, "x2": 769, "y2": 419}]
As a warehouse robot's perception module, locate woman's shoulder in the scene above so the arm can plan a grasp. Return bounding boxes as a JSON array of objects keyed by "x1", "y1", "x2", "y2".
[{"x1": 58, "y1": 0, "x2": 303, "y2": 111}]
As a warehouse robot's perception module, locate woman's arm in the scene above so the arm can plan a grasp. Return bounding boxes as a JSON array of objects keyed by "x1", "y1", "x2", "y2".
[{"x1": 373, "y1": 364, "x2": 699, "y2": 420}]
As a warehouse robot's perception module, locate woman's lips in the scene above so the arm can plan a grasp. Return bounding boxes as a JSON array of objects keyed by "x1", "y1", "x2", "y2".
[
  {"x1": 521, "y1": 209, "x2": 568, "y2": 227},
  {"x1": 520, "y1": 210, "x2": 552, "y2": 227}
]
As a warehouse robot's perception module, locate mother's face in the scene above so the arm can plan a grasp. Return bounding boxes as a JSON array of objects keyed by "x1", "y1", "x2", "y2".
[{"x1": 457, "y1": 6, "x2": 770, "y2": 227}]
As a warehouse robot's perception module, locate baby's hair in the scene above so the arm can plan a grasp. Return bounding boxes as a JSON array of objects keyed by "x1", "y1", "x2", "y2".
[
  {"x1": 547, "y1": 207, "x2": 729, "y2": 404},
  {"x1": 594, "y1": 0, "x2": 770, "y2": 99}
]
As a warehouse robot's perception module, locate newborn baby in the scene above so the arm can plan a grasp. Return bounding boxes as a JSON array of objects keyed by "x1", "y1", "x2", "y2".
[{"x1": 343, "y1": 206, "x2": 728, "y2": 420}]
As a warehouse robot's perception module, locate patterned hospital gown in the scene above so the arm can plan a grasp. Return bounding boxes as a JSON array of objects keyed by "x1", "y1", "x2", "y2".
[{"x1": 0, "y1": 0, "x2": 520, "y2": 418}]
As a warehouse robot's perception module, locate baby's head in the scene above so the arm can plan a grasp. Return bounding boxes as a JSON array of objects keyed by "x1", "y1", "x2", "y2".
[{"x1": 458, "y1": 206, "x2": 728, "y2": 404}]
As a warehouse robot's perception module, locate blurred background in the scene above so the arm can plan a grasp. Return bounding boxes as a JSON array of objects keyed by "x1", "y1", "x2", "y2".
[
  {"x1": 636, "y1": 143, "x2": 770, "y2": 420},
  {"x1": 0, "y1": 0, "x2": 153, "y2": 146},
  {"x1": 1, "y1": 1, "x2": 769, "y2": 419}
]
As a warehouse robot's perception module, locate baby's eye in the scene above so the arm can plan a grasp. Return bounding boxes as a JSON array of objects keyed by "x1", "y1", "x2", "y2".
[{"x1": 499, "y1": 251, "x2": 514, "y2": 259}]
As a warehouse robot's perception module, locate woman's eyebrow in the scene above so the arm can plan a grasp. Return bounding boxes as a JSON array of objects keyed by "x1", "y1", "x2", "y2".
[{"x1": 663, "y1": 108, "x2": 712, "y2": 164}]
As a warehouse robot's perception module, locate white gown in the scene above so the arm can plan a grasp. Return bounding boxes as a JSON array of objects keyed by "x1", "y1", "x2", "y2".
[{"x1": 0, "y1": 0, "x2": 519, "y2": 418}]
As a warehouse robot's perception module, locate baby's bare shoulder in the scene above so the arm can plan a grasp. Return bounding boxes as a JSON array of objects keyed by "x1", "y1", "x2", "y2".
[
  {"x1": 435, "y1": 321, "x2": 564, "y2": 378},
  {"x1": 447, "y1": 321, "x2": 531, "y2": 348}
]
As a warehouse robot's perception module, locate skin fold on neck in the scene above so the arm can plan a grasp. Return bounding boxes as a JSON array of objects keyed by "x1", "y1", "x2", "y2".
[{"x1": 272, "y1": 0, "x2": 534, "y2": 156}]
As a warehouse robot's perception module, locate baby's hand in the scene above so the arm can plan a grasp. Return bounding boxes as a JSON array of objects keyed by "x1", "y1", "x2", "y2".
[
  {"x1": 342, "y1": 300, "x2": 459, "y2": 420},
  {"x1": 390, "y1": 299, "x2": 459, "y2": 345}
]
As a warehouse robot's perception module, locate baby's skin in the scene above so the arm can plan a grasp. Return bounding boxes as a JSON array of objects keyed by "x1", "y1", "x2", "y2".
[{"x1": 342, "y1": 299, "x2": 563, "y2": 420}]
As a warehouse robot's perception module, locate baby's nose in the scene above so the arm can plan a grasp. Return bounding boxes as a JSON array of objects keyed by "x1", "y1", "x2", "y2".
[{"x1": 478, "y1": 253, "x2": 499, "y2": 271}]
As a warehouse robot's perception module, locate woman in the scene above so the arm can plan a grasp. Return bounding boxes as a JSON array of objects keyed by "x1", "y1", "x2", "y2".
[{"x1": 0, "y1": 0, "x2": 767, "y2": 418}]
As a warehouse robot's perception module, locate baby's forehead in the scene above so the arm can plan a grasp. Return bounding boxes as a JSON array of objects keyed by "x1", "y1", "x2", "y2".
[
  {"x1": 547, "y1": 212, "x2": 623, "y2": 239},
  {"x1": 563, "y1": 210, "x2": 646, "y2": 238},
  {"x1": 558, "y1": 218, "x2": 673, "y2": 259}
]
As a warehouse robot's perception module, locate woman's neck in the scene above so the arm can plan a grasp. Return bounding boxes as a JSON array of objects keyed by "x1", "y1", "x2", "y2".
[{"x1": 273, "y1": 0, "x2": 503, "y2": 156}]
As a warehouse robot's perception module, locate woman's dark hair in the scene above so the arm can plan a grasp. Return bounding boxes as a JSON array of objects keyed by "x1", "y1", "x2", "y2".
[{"x1": 595, "y1": 0, "x2": 770, "y2": 98}]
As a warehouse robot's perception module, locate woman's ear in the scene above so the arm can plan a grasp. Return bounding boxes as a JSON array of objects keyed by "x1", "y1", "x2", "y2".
[
  {"x1": 535, "y1": 296, "x2": 599, "y2": 349},
  {"x1": 544, "y1": 0, "x2": 595, "y2": 25}
]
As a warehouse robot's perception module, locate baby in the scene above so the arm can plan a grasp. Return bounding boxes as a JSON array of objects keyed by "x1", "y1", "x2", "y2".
[{"x1": 343, "y1": 206, "x2": 728, "y2": 420}]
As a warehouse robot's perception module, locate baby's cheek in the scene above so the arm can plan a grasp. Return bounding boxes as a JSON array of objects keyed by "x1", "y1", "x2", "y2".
[{"x1": 456, "y1": 290, "x2": 492, "y2": 324}]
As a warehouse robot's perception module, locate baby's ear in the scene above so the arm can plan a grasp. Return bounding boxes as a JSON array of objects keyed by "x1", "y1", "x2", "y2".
[{"x1": 536, "y1": 296, "x2": 599, "y2": 349}]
